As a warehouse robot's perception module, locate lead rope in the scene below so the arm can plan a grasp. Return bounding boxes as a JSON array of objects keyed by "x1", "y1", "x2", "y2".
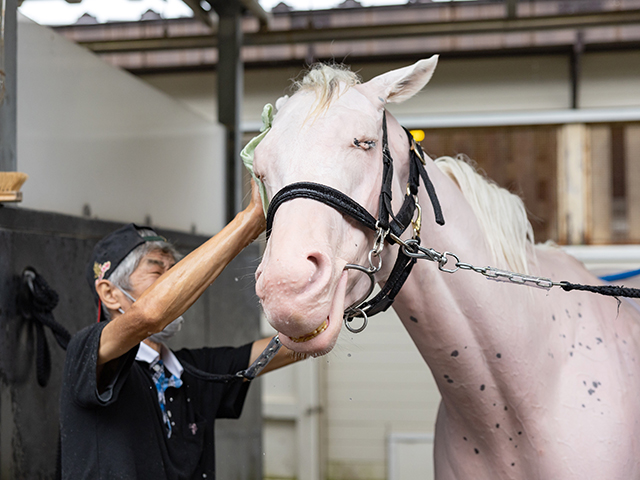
[{"x1": 397, "y1": 238, "x2": 640, "y2": 299}]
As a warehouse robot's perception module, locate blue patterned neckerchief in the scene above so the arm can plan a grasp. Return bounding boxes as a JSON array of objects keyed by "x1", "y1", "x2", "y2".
[{"x1": 149, "y1": 357, "x2": 183, "y2": 438}]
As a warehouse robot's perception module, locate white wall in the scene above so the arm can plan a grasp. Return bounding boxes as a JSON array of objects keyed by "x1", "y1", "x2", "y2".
[{"x1": 17, "y1": 14, "x2": 226, "y2": 235}]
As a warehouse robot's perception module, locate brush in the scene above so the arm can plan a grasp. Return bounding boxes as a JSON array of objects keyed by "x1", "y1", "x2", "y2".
[{"x1": 0, "y1": 171, "x2": 29, "y2": 202}]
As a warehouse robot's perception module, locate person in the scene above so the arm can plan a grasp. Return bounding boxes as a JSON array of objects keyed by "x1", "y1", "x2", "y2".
[{"x1": 59, "y1": 184, "x2": 296, "y2": 479}]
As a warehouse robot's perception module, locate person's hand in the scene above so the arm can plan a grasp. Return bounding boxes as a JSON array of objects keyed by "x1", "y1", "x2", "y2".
[{"x1": 247, "y1": 179, "x2": 267, "y2": 233}]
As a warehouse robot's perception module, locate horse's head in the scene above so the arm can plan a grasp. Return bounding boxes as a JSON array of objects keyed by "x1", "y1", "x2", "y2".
[{"x1": 254, "y1": 56, "x2": 438, "y2": 356}]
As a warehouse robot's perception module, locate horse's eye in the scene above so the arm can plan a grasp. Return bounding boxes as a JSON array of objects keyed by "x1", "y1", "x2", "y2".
[{"x1": 353, "y1": 139, "x2": 376, "y2": 151}]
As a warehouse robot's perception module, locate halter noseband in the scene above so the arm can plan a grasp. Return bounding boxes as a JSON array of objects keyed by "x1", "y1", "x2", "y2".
[{"x1": 265, "y1": 111, "x2": 445, "y2": 333}]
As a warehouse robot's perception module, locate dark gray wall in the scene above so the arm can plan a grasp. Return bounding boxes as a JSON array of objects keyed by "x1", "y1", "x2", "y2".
[
  {"x1": 0, "y1": 206, "x2": 263, "y2": 479},
  {"x1": 0, "y1": 0, "x2": 17, "y2": 172}
]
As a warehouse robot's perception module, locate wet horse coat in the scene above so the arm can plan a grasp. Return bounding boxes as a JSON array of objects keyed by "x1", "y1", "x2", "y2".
[{"x1": 252, "y1": 57, "x2": 640, "y2": 479}]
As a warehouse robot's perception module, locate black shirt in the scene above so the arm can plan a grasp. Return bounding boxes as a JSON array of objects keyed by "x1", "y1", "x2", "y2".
[{"x1": 60, "y1": 321, "x2": 252, "y2": 479}]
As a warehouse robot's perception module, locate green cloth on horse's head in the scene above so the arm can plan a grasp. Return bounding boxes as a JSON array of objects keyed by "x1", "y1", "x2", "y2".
[{"x1": 241, "y1": 103, "x2": 273, "y2": 216}]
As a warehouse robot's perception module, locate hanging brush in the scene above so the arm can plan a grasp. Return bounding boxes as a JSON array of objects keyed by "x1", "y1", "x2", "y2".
[{"x1": 0, "y1": 171, "x2": 28, "y2": 202}]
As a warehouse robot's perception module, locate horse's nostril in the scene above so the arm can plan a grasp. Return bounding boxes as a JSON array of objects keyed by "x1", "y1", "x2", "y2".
[{"x1": 307, "y1": 254, "x2": 319, "y2": 268}]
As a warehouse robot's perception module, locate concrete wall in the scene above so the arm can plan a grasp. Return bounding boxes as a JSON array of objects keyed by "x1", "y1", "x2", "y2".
[
  {"x1": 0, "y1": 207, "x2": 262, "y2": 479},
  {"x1": 17, "y1": 14, "x2": 227, "y2": 236}
]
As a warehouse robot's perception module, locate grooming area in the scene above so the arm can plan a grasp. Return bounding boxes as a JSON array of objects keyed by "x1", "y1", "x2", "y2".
[{"x1": 2, "y1": 1, "x2": 640, "y2": 479}]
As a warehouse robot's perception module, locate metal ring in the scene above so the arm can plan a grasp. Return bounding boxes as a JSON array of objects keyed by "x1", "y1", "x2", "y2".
[
  {"x1": 438, "y1": 252, "x2": 460, "y2": 273},
  {"x1": 344, "y1": 309, "x2": 368, "y2": 334}
]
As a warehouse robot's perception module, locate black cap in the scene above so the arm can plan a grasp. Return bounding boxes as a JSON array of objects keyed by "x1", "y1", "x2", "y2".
[{"x1": 86, "y1": 223, "x2": 165, "y2": 310}]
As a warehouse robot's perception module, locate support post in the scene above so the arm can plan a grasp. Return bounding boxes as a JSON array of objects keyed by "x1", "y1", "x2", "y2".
[
  {"x1": 588, "y1": 126, "x2": 612, "y2": 244},
  {"x1": 570, "y1": 31, "x2": 584, "y2": 110},
  {"x1": 0, "y1": 0, "x2": 17, "y2": 172},
  {"x1": 212, "y1": 1, "x2": 244, "y2": 223},
  {"x1": 557, "y1": 124, "x2": 590, "y2": 244},
  {"x1": 625, "y1": 125, "x2": 640, "y2": 242}
]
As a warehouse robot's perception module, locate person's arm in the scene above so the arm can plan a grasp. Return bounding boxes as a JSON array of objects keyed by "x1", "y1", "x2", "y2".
[
  {"x1": 249, "y1": 336, "x2": 303, "y2": 376},
  {"x1": 98, "y1": 183, "x2": 266, "y2": 366}
]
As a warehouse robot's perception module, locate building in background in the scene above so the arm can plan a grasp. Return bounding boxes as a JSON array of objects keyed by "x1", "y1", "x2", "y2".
[{"x1": 12, "y1": 1, "x2": 640, "y2": 479}]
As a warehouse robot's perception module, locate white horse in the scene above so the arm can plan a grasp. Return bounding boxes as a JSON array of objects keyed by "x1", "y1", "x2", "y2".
[{"x1": 251, "y1": 56, "x2": 640, "y2": 479}]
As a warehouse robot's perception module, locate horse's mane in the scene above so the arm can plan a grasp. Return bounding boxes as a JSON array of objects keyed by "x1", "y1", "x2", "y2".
[
  {"x1": 434, "y1": 155, "x2": 535, "y2": 274},
  {"x1": 293, "y1": 64, "x2": 361, "y2": 115}
]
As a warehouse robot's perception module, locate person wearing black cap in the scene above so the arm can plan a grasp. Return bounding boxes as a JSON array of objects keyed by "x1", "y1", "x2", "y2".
[{"x1": 59, "y1": 184, "x2": 297, "y2": 479}]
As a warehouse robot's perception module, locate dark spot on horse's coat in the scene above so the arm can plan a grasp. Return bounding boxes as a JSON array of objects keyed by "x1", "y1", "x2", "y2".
[
  {"x1": 586, "y1": 345, "x2": 591, "y2": 350},
  {"x1": 592, "y1": 381, "x2": 599, "y2": 389},
  {"x1": 496, "y1": 424, "x2": 500, "y2": 428},
  {"x1": 518, "y1": 431, "x2": 522, "y2": 435},
  {"x1": 504, "y1": 406, "x2": 508, "y2": 411},
  {"x1": 444, "y1": 374, "x2": 449, "y2": 379},
  {"x1": 410, "y1": 316, "x2": 418, "y2": 323},
  {"x1": 583, "y1": 381, "x2": 587, "y2": 386},
  {"x1": 451, "y1": 350, "x2": 459, "y2": 357},
  {"x1": 509, "y1": 437, "x2": 512, "y2": 441},
  {"x1": 480, "y1": 384, "x2": 485, "y2": 391},
  {"x1": 570, "y1": 352, "x2": 574, "y2": 357},
  {"x1": 496, "y1": 353, "x2": 502, "y2": 359},
  {"x1": 511, "y1": 463, "x2": 515, "y2": 467},
  {"x1": 578, "y1": 313, "x2": 582, "y2": 318},
  {"x1": 566, "y1": 309, "x2": 570, "y2": 317},
  {"x1": 463, "y1": 437, "x2": 468, "y2": 441},
  {"x1": 474, "y1": 448, "x2": 479, "y2": 454},
  {"x1": 552, "y1": 315, "x2": 556, "y2": 321},
  {"x1": 493, "y1": 403, "x2": 497, "y2": 407},
  {"x1": 596, "y1": 337, "x2": 603, "y2": 344},
  {"x1": 447, "y1": 379, "x2": 454, "y2": 384},
  {"x1": 579, "y1": 342, "x2": 583, "y2": 346},
  {"x1": 588, "y1": 389, "x2": 595, "y2": 395},
  {"x1": 582, "y1": 404, "x2": 585, "y2": 408}
]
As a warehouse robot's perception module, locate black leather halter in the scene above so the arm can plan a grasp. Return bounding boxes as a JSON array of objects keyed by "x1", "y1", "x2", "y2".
[{"x1": 265, "y1": 111, "x2": 445, "y2": 330}]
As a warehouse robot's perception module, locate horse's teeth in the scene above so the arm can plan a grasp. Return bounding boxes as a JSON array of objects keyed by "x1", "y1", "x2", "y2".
[{"x1": 290, "y1": 320, "x2": 329, "y2": 343}]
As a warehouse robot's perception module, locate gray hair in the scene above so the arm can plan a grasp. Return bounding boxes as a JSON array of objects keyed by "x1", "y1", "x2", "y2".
[{"x1": 102, "y1": 228, "x2": 182, "y2": 321}]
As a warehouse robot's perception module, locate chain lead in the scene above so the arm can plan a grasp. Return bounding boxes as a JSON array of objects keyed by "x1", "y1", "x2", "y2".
[{"x1": 399, "y1": 240, "x2": 564, "y2": 291}]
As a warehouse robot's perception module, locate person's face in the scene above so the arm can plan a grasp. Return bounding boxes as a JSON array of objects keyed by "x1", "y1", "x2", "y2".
[{"x1": 126, "y1": 249, "x2": 176, "y2": 299}]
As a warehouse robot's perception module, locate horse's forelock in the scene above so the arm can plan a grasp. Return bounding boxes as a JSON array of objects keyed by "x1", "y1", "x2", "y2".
[{"x1": 293, "y1": 64, "x2": 361, "y2": 114}]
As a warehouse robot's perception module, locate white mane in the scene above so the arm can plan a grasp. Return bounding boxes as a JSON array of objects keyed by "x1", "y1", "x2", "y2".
[{"x1": 434, "y1": 155, "x2": 535, "y2": 274}]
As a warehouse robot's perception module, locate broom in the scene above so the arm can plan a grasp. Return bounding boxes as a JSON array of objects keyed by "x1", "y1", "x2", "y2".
[{"x1": 0, "y1": 171, "x2": 28, "y2": 202}]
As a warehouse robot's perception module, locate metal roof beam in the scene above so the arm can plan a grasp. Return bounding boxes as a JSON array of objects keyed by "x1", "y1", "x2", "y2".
[
  {"x1": 181, "y1": 0, "x2": 214, "y2": 29},
  {"x1": 78, "y1": 8, "x2": 640, "y2": 54}
]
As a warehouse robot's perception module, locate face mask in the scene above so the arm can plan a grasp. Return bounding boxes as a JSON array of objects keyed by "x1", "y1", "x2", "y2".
[
  {"x1": 117, "y1": 287, "x2": 184, "y2": 343},
  {"x1": 148, "y1": 316, "x2": 184, "y2": 343}
]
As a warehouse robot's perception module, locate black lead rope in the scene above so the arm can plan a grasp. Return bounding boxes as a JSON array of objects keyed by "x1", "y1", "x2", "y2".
[
  {"x1": 561, "y1": 282, "x2": 640, "y2": 298},
  {"x1": 182, "y1": 335, "x2": 282, "y2": 383},
  {"x1": 18, "y1": 268, "x2": 71, "y2": 387}
]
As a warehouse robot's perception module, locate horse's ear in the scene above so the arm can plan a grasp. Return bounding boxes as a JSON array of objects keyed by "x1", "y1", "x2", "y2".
[{"x1": 362, "y1": 55, "x2": 438, "y2": 104}]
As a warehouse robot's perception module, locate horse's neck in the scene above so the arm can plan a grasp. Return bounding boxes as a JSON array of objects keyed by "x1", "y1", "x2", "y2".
[{"x1": 383, "y1": 124, "x2": 550, "y2": 415}]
